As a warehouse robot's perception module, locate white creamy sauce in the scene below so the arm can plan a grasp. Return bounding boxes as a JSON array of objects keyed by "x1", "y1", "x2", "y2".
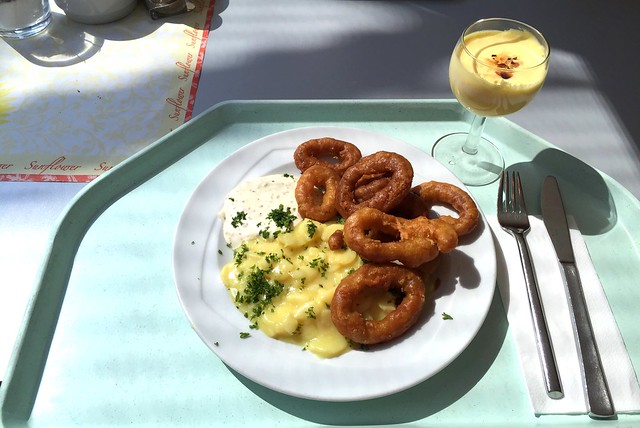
[{"x1": 219, "y1": 174, "x2": 302, "y2": 249}]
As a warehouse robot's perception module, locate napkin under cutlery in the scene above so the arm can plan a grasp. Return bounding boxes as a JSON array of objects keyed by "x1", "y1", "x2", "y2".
[{"x1": 489, "y1": 215, "x2": 640, "y2": 415}]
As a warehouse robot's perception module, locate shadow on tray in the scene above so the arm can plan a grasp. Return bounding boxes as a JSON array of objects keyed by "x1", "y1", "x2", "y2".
[
  {"x1": 228, "y1": 290, "x2": 508, "y2": 425},
  {"x1": 510, "y1": 148, "x2": 617, "y2": 236}
]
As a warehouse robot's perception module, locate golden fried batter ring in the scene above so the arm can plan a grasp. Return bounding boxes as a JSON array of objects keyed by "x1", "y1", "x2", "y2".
[
  {"x1": 412, "y1": 181, "x2": 479, "y2": 236},
  {"x1": 295, "y1": 165, "x2": 340, "y2": 222},
  {"x1": 337, "y1": 151, "x2": 413, "y2": 218},
  {"x1": 331, "y1": 263, "x2": 426, "y2": 345},
  {"x1": 342, "y1": 207, "x2": 458, "y2": 268},
  {"x1": 293, "y1": 137, "x2": 362, "y2": 175}
]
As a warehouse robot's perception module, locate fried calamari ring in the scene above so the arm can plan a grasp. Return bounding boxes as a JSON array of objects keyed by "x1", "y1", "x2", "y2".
[
  {"x1": 295, "y1": 165, "x2": 340, "y2": 222},
  {"x1": 412, "y1": 181, "x2": 479, "y2": 236},
  {"x1": 342, "y1": 207, "x2": 458, "y2": 268},
  {"x1": 331, "y1": 263, "x2": 426, "y2": 345},
  {"x1": 294, "y1": 137, "x2": 362, "y2": 175},
  {"x1": 337, "y1": 151, "x2": 413, "y2": 218}
]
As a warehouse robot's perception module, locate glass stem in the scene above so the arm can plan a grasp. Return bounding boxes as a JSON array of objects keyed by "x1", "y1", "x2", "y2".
[{"x1": 462, "y1": 115, "x2": 487, "y2": 155}]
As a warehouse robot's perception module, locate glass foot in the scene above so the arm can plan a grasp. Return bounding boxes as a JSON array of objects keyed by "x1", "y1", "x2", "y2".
[{"x1": 431, "y1": 132, "x2": 504, "y2": 186}]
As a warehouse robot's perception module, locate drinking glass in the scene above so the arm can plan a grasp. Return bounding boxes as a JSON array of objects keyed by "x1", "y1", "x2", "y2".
[
  {"x1": 432, "y1": 18, "x2": 550, "y2": 186},
  {"x1": 0, "y1": 0, "x2": 51, "y2": 39}
]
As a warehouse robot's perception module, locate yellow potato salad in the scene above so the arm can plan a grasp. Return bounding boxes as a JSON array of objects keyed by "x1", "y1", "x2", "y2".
[{"x1": 222, "y1": 219, "x2": 368, "y2": 358}]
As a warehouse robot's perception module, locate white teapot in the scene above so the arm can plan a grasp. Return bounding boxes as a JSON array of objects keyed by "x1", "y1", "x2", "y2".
[{"x1": 54, "y1": 0, "x2": 138, "y2": 24}]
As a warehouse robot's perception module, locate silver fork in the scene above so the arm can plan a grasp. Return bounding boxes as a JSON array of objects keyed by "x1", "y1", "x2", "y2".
[{"x1": 498, "y1": 171, "x2": 564, "y2": 399}]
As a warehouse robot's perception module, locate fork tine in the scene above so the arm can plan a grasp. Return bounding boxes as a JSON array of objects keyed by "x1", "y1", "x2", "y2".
[
  {"x1": 498, "y1": 170, "x2": 526, "y2": 214},
  {"x1": 514, "y1": 172, "x2": 527, "y2": 213},
  {"x1": 508, "y1": 171, "x2": 515, "y2": 212},
  {"x1": 498, "y1": 171, "x2": 505, "y2": 212},
  {"x1": 504, "y1": 170, "x2": 514, "y2": 212}
]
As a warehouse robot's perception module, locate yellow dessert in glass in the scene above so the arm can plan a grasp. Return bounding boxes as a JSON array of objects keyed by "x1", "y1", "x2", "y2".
[{"x1": 450, "y1": 28, "x2": 549, "y2": 117}]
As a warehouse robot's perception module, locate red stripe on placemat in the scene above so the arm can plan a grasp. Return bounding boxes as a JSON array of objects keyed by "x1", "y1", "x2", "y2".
[{"x1": 185, "y1": 0, "x2": 216, "y2": 122}]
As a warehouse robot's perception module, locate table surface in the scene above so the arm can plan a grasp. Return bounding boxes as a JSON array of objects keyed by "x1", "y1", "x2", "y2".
[{"x1": 1, "y1": 0, "x2": 639, "y2": 414}]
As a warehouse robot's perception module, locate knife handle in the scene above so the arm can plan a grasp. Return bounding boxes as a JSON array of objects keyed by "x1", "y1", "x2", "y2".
[
  {"x1": 562, "y1": 263, "x2": 615, "y2": 419},
  {"x1": 513, "y1": 232, "x2": 564, "y2": 399}
]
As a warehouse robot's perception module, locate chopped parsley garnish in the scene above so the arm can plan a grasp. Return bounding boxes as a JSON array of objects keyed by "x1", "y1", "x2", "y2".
[
  {"x1": 233, "y1": 243, "x2": 249, "y2": 266},
  {"x1": 442, "y1": 312, "x2": 453, "y2": 320},
  {"x1": 258, "y1": 229, "x2": 271, "y2": 239},
  {"x1": 305, "y1": 306, "x2": 316, "y2": 319},
  {"x1": 235, "y1": 266, "x2": 284, "y2": 320},
  {"x1": 257, "y1": 205, "x2": 297, "y2": 239},
  {"x1": 239, "y1": 332, "x2": 251, "y2": 339},
  {"x1": 306, "y1": 220, "x2": 317, "y2": 238},
  {"x1": 309, "y1": 257, "x2": 329, "y2": 277},
  {"x1": 267, "y1": 205, "x2": 296, "y2": 232},
  {"x1": 280, "y1": 249, "x2": 292, "y2": 264},
  {"x1": 231, "y1": 211, "x2": 247, "y2": 228},
  {"x1": 265, "y1": 252, "x2": 280, "y2": 265}
]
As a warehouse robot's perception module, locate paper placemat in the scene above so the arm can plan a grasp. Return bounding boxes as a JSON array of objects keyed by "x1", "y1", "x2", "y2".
[{"x1": 0, "y1": 1, "x2": 215, "y2": 182}]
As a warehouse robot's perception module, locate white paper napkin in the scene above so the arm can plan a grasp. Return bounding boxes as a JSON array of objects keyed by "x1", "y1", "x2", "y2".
[{"x1": 489, "y1": 215, "x2": 640, "y2": 415}]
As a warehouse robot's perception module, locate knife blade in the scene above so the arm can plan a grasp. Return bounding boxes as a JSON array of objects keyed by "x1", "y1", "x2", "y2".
[{"x1": 541, "y1": 175, "x2": 615, "y2": 419}]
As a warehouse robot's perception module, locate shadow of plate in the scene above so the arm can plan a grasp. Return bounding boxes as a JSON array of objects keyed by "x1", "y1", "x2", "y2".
[{"x1": 226, "y1": 289, "x2": 507, "y2": 426}]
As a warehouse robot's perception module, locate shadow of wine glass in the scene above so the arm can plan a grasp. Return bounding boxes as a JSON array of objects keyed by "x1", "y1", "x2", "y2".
[{"x1": 509, "y1": 148, "x2": 617, "y2": 236}]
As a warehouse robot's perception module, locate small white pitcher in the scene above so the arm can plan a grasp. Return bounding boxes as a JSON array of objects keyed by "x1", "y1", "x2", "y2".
[{"x1": 54, "y1": 0, "x2": 138, "y2": 24}]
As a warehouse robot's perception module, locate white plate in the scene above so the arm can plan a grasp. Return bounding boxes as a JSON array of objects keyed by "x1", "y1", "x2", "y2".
[{"x1": 173, "y1": 126, "x2": 496, "y2": 401}]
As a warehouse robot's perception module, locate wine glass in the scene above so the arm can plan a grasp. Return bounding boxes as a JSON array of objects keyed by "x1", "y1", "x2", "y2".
[{"x1": 432, "y1": 18, "x2": 550, "y2": 186}]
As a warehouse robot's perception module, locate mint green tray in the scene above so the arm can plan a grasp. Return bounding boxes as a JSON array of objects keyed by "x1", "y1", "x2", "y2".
[{"x1": 2, "y1": 100, "x2": 639, "y2": 426}]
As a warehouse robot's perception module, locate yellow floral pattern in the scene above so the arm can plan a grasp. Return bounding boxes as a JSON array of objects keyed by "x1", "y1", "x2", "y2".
[{"x1": 0, "y1": 82, "x2": 12, "y2": 125}]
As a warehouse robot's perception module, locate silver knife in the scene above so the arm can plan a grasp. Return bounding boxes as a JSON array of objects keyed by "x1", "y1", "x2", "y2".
[{"x1": 541, "y1": 176, "x2": 615, "y2": 419}]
